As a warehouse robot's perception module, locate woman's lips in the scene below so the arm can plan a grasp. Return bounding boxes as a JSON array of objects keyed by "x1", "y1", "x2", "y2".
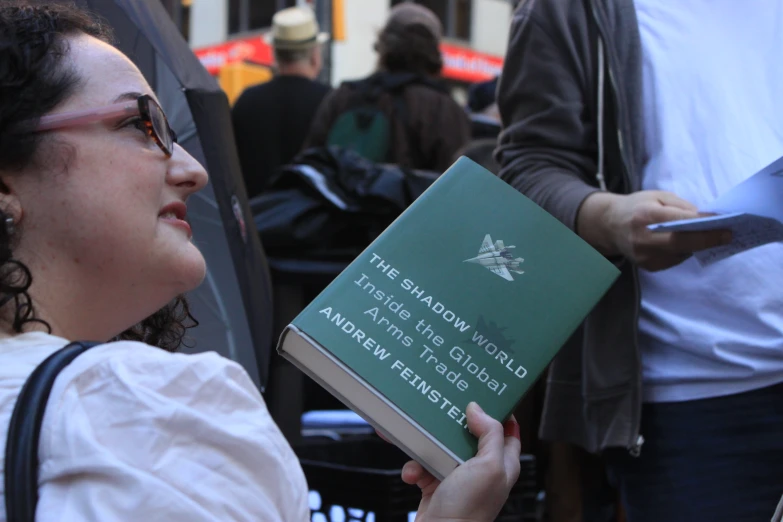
[
  {"x1": 159, "y1": 202, "x2": 191, "y2": 237},
  {"x1": 159, "y1": 214, "x2": 192, "y2": 237}
]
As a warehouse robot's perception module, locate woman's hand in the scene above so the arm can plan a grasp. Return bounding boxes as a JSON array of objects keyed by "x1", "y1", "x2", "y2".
[{"x1": 403, "y1": 402, "x2": 521, "y2": 522}]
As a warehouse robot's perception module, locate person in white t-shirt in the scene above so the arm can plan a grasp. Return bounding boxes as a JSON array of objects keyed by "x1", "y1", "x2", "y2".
[
  {"x1": 0, "y1": 3, "x2": 521, "y2": 521},
  {"x1": 497, "y1": 0, "x2": 783, "y2": 521}
]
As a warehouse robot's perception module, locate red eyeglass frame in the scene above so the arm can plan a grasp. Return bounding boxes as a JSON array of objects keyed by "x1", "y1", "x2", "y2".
[{"x1": 33, "y1": 94, "x2": 177, "y2": 157}]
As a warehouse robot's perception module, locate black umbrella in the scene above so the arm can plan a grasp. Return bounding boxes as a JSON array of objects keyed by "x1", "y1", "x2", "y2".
[{"x1": 67, "y1": 0, "x2": 274, "y2": 389}]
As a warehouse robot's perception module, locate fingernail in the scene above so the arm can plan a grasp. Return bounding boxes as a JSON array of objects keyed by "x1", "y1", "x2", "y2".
[
  {"x1": 503, "y1": 416, "x2": 521, "y2": 441},
  {"x1": 468, "y1": 401, "x2": 484, "y2": 414}
]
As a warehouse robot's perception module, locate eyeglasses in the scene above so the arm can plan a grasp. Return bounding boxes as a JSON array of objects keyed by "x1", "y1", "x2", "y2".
[{"x1": 34, "y1": 94, "x2": 178, "y2": 157}]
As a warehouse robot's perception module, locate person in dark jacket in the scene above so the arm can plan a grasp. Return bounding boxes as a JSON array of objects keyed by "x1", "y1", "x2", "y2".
[
  {"x1": 496, "y1": 1, "x2": 783, "y2": 521},
  {"x1": 231, "y1": 6, "x2": 330, "y2": 199},
  {"x1": 305, "y1": 3, "x2": 469, "y2": 173}
]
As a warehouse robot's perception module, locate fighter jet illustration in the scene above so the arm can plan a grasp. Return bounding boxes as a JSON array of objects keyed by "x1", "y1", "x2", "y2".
[{"x1": 464, "y1": 234, "x2": 525, "y2": 281}]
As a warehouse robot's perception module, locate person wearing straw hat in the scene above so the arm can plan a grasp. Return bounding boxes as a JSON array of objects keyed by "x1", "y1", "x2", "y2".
[{"x1": 232, "y1": 6, "x2": 331, "y2": 199}]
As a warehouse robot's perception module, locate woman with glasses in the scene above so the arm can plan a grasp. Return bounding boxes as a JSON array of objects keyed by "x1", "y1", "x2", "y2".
[{"x1": 0, "y1": 3, "x2": 521, "y2": 521}]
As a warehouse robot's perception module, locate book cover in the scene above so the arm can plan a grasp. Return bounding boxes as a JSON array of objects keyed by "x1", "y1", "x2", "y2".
[{"x1": 283, "y1": 157, "x2": 619, "y2": 463}]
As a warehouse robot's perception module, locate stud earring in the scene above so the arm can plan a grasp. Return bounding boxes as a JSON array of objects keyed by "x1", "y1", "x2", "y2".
[{"x1": 5, "y1": 216, "x2": 14, "y2": 237}]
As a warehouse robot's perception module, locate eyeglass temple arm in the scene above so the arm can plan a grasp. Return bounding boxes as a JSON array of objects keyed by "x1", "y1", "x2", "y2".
[{"x1": 35, "y1": 102, "x2": 139, "y2": 132}]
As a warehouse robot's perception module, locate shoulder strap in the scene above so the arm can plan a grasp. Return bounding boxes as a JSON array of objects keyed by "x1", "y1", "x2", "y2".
[
  {"x1": 4, "y1": 341, "x2": 99, "y2": 522},
  {"x1": 362, "y1": 72, "x2": 423, "y2": 167},
  {"x1": 389, "y1": 89, "x2": 420, "y2": 167},
  {"x1": 383, "y1": 73, "x2": 442, "y2": 168}
]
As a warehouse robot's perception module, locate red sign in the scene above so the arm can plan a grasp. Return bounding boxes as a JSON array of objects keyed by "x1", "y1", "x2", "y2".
[
  {"x1": 194, "y1": 36, "x2": 273, "y2": 75},
  {"x1": 195, "y1": 36, "x2": 503, "y2": 83},
  {"x1": 440, "y1": 43, "x2": 503, "y2": 83}
]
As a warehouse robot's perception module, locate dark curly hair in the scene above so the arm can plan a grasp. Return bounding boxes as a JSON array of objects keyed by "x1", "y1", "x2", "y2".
[
  {"x1": 0, "y1": 2, "x2": 197, "y2": 351},
  {"x1": 375, "y1": 19, "x2": 443, "y2": 76}
]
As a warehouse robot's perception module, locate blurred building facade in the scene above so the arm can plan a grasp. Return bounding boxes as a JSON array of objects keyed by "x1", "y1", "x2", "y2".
[{"x1": 175, "y1": 0, "x2": 513, "y2": 104}]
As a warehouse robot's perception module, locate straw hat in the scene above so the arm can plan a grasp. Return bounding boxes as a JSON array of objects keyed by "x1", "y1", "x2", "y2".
[{"x1": 265, "y1": 6, "x2": 329, "y2": 50}]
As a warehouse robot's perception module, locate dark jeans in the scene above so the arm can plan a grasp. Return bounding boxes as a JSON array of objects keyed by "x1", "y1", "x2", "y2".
[{"x1": 604, "y1": 381, "x2": 783, "y2": 522}]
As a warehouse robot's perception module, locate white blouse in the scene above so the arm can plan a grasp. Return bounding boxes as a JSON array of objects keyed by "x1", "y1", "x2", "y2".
[{"x1": 0, "y1": 332, "x2": 310, "y2": 521}]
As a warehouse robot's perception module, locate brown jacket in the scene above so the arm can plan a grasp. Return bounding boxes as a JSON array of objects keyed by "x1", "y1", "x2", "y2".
[{"x1": 305, "y1": 73, "x2": 470, "y2": 173}]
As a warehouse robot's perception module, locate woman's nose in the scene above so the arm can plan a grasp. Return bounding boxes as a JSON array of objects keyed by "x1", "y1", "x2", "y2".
[{"x1": 167, "y1": 143, "x2": 209, "y2": 193}]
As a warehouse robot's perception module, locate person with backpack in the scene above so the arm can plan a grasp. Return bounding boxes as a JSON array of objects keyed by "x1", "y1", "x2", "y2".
[
  {"x1": 496, "y1": 0, "x2": 783, "y2": 521},
  {"x1": 304, "y1": 3, "x2": 470, "y2": 173}
]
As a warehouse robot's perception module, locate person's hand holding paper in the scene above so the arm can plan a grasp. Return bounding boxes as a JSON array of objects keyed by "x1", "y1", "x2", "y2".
[
  {"x1": 647, "y1": 155, "x2": 783, "y2": 265},
  {"x1": 578, "y1": 190, "x2": 732, "y2": 272}
]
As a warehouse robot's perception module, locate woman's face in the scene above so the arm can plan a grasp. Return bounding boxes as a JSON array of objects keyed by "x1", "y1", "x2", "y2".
[{"x1": 7, "y1": 34, "x2": 209, "y2": 339}]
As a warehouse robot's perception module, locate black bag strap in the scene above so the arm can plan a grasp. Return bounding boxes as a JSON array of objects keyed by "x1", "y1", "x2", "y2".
[{"x1": 4, "y1": 341, "x2": 99, "y2": 522}]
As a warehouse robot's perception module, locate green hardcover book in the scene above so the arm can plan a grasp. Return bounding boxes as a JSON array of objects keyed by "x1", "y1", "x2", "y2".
[{"x1": 277, "y1": 157, "x2": 619, "y2": 479}]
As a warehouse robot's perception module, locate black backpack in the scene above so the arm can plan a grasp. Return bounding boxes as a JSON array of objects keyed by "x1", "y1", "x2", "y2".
[
  {"x1": 325, "y1": 72, "x2": 444, "y2": 166},
  {"x1": 251, "y1": 146, "x2": 439, "y2": 262}
]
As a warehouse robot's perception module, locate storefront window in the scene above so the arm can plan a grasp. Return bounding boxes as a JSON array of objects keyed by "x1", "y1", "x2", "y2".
[
  {"x1": 453, "y1": 0, "x2": 471, "y2": 41},
  {"x1": 229, "y1": 0, "x2": 297, "y2": 35},
  {"x1": 391, "y1": 0, "x2": 472, "y2": 41}
]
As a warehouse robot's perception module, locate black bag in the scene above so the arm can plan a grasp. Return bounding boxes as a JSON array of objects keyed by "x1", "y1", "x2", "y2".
[
  {"x1": 250, "y1": 146, "x2": 438, "y2": 261},
  {"x1": 4, "y1": 341, "x2": 98, "y2": 522}
]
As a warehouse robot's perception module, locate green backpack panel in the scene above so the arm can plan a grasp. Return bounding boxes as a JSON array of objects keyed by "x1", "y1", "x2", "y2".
[{"x1": 326, "y1": 106, "x2": 392, "y2": 163}]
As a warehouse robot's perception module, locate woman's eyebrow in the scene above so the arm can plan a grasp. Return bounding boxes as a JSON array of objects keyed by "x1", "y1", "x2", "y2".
[{"x1": 112, "y1": 91, "x2": 144, "y2": 103}]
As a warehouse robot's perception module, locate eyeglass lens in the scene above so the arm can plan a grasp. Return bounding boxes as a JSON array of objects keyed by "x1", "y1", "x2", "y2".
[{"x1": 147, "y1": 99, "x2": 173, "y2": 155}]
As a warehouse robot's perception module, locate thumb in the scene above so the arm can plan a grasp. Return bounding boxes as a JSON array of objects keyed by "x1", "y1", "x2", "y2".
[
  {"x1": 644, "y1": 204, "x2": 701, "y2": 225},
  {"x1": 654, "y1": 191, "x2": 698, "y2": 212},
  {"x1": 466, "y1": 402, "x2": 504, "y2": 458}
]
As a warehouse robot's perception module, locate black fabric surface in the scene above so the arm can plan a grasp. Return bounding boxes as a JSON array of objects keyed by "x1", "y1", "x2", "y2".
[{"x1": 232, "y1": 76, "x2": 331, "y2": 199}]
